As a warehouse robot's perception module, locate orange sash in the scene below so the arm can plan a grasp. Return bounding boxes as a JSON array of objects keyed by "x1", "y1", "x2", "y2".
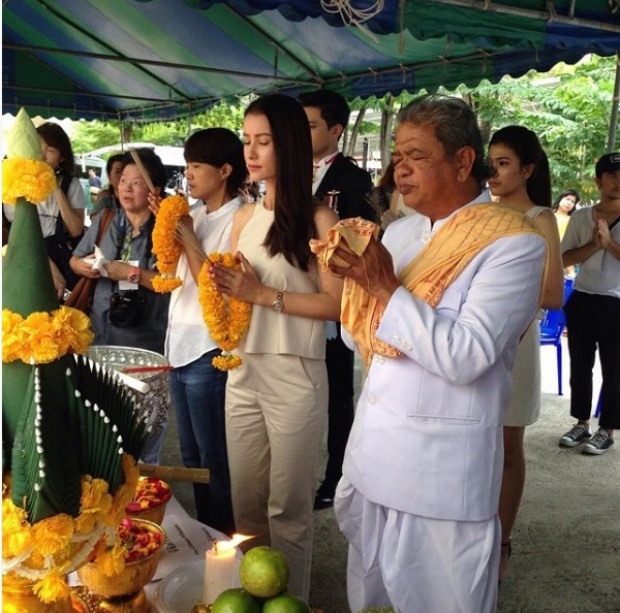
[{"x1": 311, "y1": 203, "x2": 547, "y2": 367}]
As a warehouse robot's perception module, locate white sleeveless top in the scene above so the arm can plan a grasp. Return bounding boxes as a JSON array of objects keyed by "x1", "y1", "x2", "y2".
[{"x1": 237, "y1": 199, "x2": 326, "y2": 359}]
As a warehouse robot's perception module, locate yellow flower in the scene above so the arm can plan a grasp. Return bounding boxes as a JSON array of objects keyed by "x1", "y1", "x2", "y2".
[
  {"x1": 54, "y1": 306, "x2": 94, "y2": 354},
  {"x1": 96, "y1": 541, "x2": 127, "y2": 577},
  {"x1": 152, "y1": 274, "x2": 183, "y2": 293},
  {"x1": 76, "y1": 478, "x2": 113, "y2": 534},
  {"x1": 2, "y1": 306, "x2": 93, "y2": 364},
  {"x1": 2, "y1": 309, "x2": 27, "y2": 362},
  {"x1": 18, "y1": 311, "x2": 59, "y2": 364},
  {"x1": 212, "y1": 352, "x2": 243, "y2": 371},
  {"x1": 2, "y1": 499, "x2": 32, "y2": 558},
  {"x1": 197, "y1": 253, "x2": 252, "y2": 370},
  {"x1": 32, "y1": 567, "x2": 71, "y2": 604},
  {"x1": 107, "y1": 455, "x2": 140, "y2": 525},
  {"x1": 31, "y1": 514, "x2": 74, "y2": 556},
  {"x1": 2, "y1": 159, "x2": 56, "y2": 205}
]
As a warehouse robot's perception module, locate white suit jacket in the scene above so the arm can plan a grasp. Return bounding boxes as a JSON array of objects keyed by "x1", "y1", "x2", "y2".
[{"x1": 342, "y1": 198, "x2": 547, "y2": 522}]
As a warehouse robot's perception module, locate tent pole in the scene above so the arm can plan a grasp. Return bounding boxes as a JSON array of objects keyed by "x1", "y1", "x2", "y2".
[{"x1": 607, "y1": 51, "x2": 620, "y2": 153}]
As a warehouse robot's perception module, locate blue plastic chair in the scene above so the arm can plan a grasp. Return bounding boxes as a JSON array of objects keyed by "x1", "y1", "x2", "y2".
[{"x1": 539, "y1": 278, "x2": 574, "y2": 395}]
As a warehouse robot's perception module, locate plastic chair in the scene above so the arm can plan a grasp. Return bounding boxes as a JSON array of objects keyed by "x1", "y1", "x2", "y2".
[{"x1": 539, "y1": 278, "x2": 574, "y2": 395}]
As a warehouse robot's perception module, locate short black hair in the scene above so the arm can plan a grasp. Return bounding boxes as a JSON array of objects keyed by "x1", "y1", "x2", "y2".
[
  {"x1": 298, "y1": 89, "x2": 350, "y2": 132},
  {"x1": 184, "y1": 128, "x2": 247, "y2": 196},
  {"x1": 121, "y1": 148, "x2": 167, "y2": 190}
]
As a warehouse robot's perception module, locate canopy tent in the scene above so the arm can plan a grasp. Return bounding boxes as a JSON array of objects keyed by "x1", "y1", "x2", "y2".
[{"x1": 3, "y1": 0, "x2": 620, "y2": 121}]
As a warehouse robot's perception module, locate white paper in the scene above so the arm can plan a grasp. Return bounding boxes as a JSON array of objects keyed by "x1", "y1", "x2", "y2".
[
  {"x1": 118, "y1": 259, "x2": 140, "y2": 290},
  {"x1": 90, "y1": 245, "x2": 111, "y2": 277}
]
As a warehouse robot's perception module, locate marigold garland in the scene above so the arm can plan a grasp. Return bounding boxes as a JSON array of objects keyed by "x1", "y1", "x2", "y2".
[
  {"x1": 198, "y1": 252, "x2": 252, "y2": 371},
  {"x1": 2, "y1": 455, "x2": 140, "y2": 603},
  {"x1": 2, "y1": 306, "x2": 94, "y2": 364},
  {"x1": 152, "y1": 194, "x2": 190, "y2": 293},
  {"x1": 2, "y1": 158, "x2": 57, "y2": 205}
]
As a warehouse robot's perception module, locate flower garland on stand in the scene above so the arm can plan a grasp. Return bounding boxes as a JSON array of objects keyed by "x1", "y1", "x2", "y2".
[
  {"x1": 2, "y1": 457, "x2": 139, "y2": 603},
  {"x1": 1, "y1": 108, "x2": 150, "y2": 607},
  {"x1": 198, "y1": 252, "x2": 252, "y2": 371},
  {"x1": 151, "y1": 194, "x2": 189, "y2": 293},
  {"x1": 2, "y1": 306, "x2": 94, "y2": 364}
]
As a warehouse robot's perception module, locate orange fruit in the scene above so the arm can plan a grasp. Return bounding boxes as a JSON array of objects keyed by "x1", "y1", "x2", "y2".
[
  {"x1": 262, "y1": 593, "x2": 311, "y2": 613},
  {"x1": 211, "y1": 588, "x2": 261, "y2": 613},
  {"x1": 239, "y1": 546, "x2": 290, "y2": 598}
]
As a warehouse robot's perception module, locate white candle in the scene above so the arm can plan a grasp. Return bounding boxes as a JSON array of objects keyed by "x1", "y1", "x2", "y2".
[{"x1": 203, "y1": 541, "x2": 237, "y2": 605}]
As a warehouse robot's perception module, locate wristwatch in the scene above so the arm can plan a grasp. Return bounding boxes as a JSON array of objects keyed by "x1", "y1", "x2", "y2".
[{"x1": 271, "y1": 290, "x2": 284, "y2": 313}]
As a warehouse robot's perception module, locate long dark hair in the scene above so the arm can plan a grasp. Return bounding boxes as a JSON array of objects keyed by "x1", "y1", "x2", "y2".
[
  {"x1": 184, "y1": 128, "x2": 247, "y2": 197},
  {"x1": 245, "y1": 94, "x2": 315, "y2": 271},
  {"x1": 552, "y1": 189, "x2": 580, "y2": 214},
  {"x1": 36, "y1": 122, "x2": 75, "y2": 176},
  {"x1": 489, "y1": 126, "x2": 552, "y2": 208}
]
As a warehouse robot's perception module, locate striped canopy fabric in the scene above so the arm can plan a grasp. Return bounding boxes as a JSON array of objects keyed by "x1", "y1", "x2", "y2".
[{"x1": 3, "y1": 0, "x2": 619, "y2": 120}]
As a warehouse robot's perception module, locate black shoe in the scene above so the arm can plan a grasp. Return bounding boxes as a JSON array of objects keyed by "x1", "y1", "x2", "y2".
[{"x1": 313, "y1": 492, "x2": 335, "y2": 510}]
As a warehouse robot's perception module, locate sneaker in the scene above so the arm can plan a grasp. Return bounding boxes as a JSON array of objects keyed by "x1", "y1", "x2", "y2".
[
  {"x1": 559, "y1": 423, "x2": 592, "y2": 448},
  {"x1": 582, "y1": 429, "x2": 614, "y2": 455}
]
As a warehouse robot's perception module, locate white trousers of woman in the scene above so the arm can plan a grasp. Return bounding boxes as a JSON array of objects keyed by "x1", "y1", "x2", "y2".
[{"x1": 226, "y1": 352, "x2": 328, "y2": 600}]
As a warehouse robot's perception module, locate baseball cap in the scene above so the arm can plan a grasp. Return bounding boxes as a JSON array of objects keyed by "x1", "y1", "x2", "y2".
[{"x1": 595, "y1": 152, "x2": 620, "y2": 177}]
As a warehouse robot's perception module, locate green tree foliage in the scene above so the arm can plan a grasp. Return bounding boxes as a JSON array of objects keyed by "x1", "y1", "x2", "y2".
[
  {"x1": 69, "y1": 57, "x2": 617, "y2": 202},
  {"x1": 71, "y1": 102, "x2": 245, "y2": 155},
  {"x1": 457, "y1": 55, "x2": 618, "y2": 202}
]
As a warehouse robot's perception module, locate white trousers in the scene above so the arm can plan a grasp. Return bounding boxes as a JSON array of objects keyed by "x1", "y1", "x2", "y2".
[
  {"x1": 335, "y1": 478, "x2": 500, "y2": 613},
  {"x1": 225, "y1": 352, "x2": 328, "y2": 600}
]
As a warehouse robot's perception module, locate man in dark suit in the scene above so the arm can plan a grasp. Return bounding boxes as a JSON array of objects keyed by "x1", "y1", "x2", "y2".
[{"x1": 298, "y1": 90, "x2": 375, "y2": 510}]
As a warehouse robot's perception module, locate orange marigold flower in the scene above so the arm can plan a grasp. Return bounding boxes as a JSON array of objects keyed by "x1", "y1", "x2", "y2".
[
  {"x1": 2, "y1": 309, "x2": 27, "y2": 362},
  {"x1": 2, "y1": 306, "x2": 93, "y2": 364},
  {"x1": 152, "y1": 194, "x2": 189, "y2": 274},
  {"x1": 31, "y1": 514, "x2": 74, "y2": 556},
  {"x1": 32, "y1": 566, "x2": 71, "y2": 603},
  {"x1": 54, "y1": 306, "x2": 94, "y2": 354},
  {"x1": 2, "y1": 159, "x2": 56, "y2": 205},
  {"x1": 197, "y1": 253, "x2": 252, "y2": 371},
  {"x1": 76, "y1": 477, "x2": 113, "y2": 534},
  {"x1": 2, "y1": 499, "x2": 32, "y2": 558},
  {"x1": 96, "y1": 541, "x2": 127, "y2": 577},
  {"x1": 152, "y1": 274, "x2": 183, "y2": 293},
  {"x1": 17, "y1": 311, "x2": 59, "y2": 364}
]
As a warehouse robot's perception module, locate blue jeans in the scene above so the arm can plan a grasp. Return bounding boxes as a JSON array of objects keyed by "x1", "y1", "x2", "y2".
[{"x1": 169, "y1": 349, "x2": 234, "y2": 534}]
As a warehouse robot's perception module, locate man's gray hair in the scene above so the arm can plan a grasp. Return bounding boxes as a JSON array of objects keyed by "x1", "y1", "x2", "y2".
[{"x1": 397, "y1": 94, "x2": 489, "y2": 188}]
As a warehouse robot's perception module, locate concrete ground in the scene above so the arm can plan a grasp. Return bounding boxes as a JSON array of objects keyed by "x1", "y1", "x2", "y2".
[{"x1": 159, "y1": 338, "x2": 620, "y2": 612}]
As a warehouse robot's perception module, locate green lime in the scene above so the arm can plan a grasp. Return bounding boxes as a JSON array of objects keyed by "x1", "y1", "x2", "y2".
[
  {"x1": 262, "y1": 592, "x2": 311, "y2": 612},
  {"x1": 211, "y1": 588, "x2": 261, "y2": 613},
  {"x1": 239, "y1": 546, "x2": 290, "y2": 598}
]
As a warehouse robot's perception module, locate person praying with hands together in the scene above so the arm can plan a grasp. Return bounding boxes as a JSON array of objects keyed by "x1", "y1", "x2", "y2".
[{"x1": 209, "y1": 93, "x2": 342, "y2": 601}]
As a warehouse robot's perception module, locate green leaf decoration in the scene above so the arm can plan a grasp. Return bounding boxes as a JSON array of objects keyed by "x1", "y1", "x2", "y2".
[
  {"x1": 11, "y1": 360, "x2": 82, "y2": 523},
  {"x1": 72, "y1": 355, "x2": 149, "y2": 488}
]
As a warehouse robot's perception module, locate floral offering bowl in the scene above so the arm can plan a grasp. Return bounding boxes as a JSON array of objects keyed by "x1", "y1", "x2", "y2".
[
  {"x1": 125, "y1": 477, "x2": 172, "y2": 525},
  {"x1": 77, "y1": 518, "x2": 165, "y2": 598}
]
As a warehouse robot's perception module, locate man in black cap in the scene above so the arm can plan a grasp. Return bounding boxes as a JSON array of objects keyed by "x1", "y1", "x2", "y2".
[{"x1": 558, "y1": 152, "x2": 620, "y2": 454}]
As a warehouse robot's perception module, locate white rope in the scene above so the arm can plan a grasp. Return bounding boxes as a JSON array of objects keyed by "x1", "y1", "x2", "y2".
[{"x1": 320, "y1": 0, "x2": 385, "y2": 41}]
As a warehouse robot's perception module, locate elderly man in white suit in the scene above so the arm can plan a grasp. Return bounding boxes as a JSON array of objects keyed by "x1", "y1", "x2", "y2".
[{"x1": 331, "y1": 95, "x2": 548, "y2": 613}]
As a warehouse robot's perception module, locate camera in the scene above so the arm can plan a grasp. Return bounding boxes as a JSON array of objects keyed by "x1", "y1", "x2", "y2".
[{"x1": 108, "y1": 290, "x2": 145, "y2": 328}]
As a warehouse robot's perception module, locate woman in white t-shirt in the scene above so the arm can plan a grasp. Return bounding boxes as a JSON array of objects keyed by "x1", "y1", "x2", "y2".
[{"x1": 162, "y1": 128, "x2": 247, "y2": 535}]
